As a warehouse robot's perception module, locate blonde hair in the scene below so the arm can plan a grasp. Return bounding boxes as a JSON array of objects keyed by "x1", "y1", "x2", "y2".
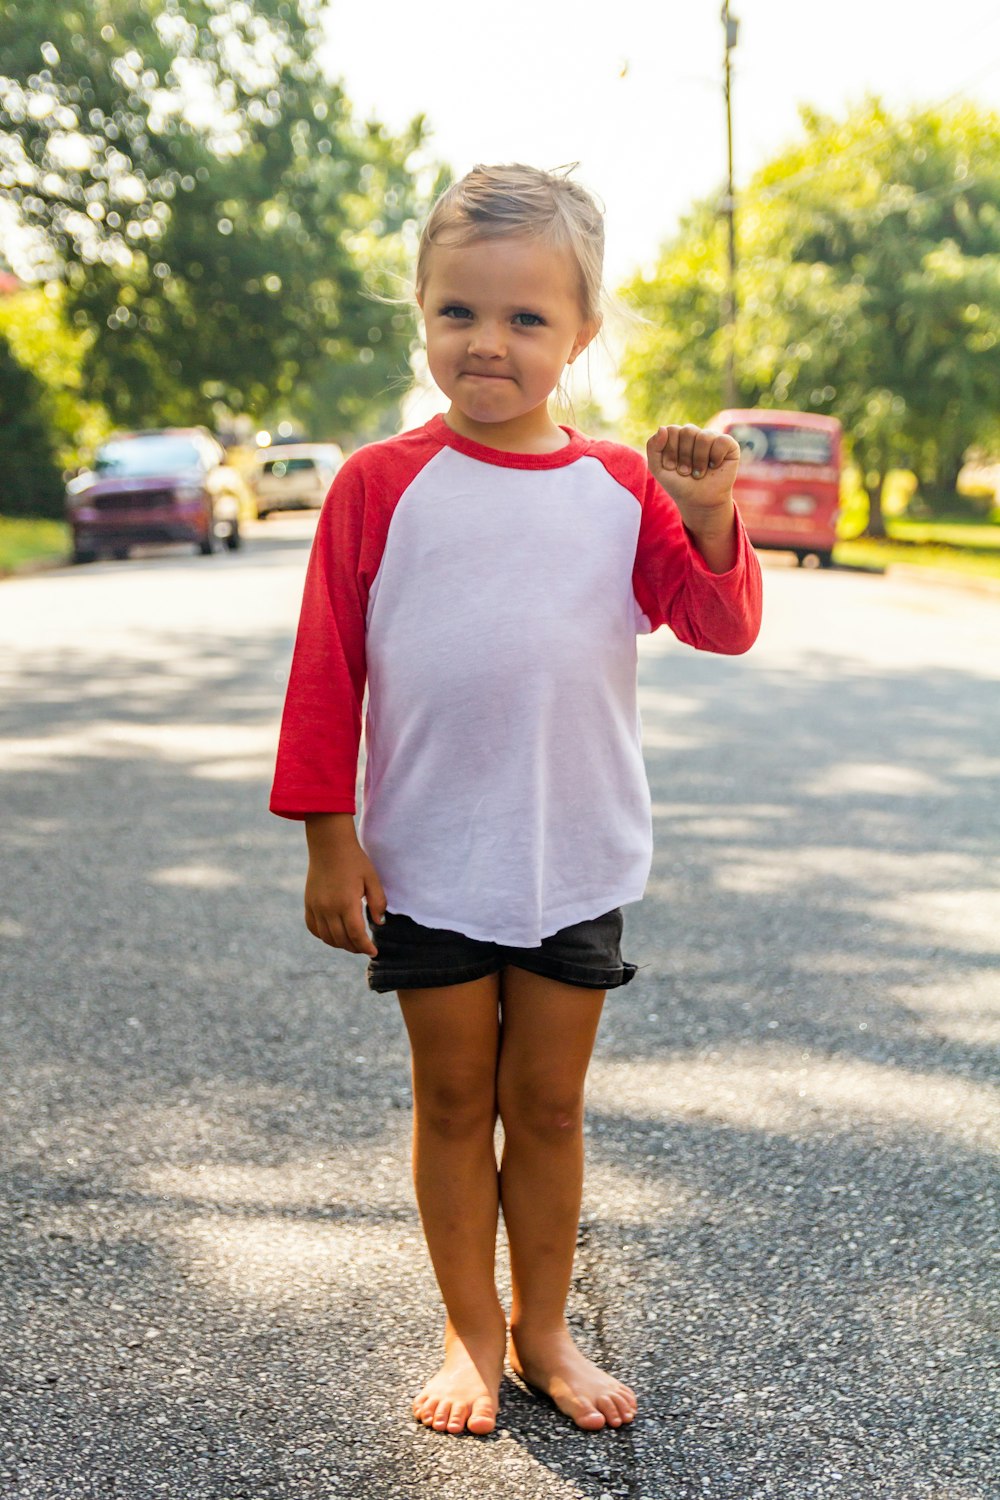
[{"x1": 415, "y1": 163, "x2": 606, "y2": 325}]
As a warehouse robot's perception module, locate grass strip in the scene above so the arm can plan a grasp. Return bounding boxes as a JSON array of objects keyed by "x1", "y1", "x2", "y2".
[
  {"x1": 884, "y1": 519, "x2": 1000, "y2": 550},
  {"x1": 0, "y1": 517, "x2": 70, "y2": 575},
  {"x1": 835, "y1": 537, "x2": 1000, "y2": 581}
]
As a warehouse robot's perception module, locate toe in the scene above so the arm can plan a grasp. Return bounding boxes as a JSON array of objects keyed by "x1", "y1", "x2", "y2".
[
  {"x1": 432, "y1": 1400, "x2": 452, "y2": 1430},
  {"x1": 597, "y1": 1394, "x2": 623, "y2": 1427},
  {"x1": 574, "y1": 1401, "x2": 606, "y2": 1430},
  {"x1": 613, "y1": 1392, "x2": 635, "y2": 1423},
  {"x1": 447, "y1": 1401, "x2": 470, "y2": 1433},
  {"x1": 421, "y1": 1397, "x2": 441, "y2": 1425},
  {"x1": 468, "y1": 1398, "x2": 497, "y2": 1435}
]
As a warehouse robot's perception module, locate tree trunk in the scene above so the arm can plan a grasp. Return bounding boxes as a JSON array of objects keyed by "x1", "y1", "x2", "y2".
[{"x1": 864, "y1": 473, "x2": 887, "y2": 538}]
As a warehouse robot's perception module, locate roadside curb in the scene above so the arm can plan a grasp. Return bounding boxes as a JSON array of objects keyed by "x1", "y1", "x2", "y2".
[
  {"x1": 0, "y1": 554, "x2": 69, "y2": 582},
  {"x1": 883, "y1": 561, "x2": 1000, "y2": 597}
]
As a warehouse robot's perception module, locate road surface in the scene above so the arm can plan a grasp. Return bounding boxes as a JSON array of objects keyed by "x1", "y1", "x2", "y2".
[{"x1": 1, "y1": 521, "x2": 997, "y2": 1499}]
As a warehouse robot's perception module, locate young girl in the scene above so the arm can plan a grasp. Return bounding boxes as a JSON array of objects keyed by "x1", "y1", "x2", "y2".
[{"x1": 270, "y1": 164, "x2": 762, "y2": 1436}]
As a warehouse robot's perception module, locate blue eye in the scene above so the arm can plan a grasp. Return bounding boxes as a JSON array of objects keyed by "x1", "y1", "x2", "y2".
[
  {"x1": 440, "y1": 305, "x2": 472, "y2": 319},
  {"x1": 513, "y1": 312, "x2": 544, "y2": 327}
]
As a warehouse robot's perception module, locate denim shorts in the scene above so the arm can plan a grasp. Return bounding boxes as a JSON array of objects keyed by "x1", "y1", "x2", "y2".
[{"x1": 365, "y1": 906, "x2": 637, "y2": 994}]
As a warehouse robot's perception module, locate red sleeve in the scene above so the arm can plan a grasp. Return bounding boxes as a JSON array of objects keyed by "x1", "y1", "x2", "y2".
[
  {"x1": 269, "y1": 455, "x2": 370, "y2": 818},
  {"x1": 269, "y1": 427, "x2": 443, "y2": 818},
  {"x1": 632, "y1": 468, "x2": 762, "y2": 655}
]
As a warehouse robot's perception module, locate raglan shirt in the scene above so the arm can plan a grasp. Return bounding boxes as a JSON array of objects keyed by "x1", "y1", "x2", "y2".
[{"x1": 270, "y1": 414, "x2": 763, "y2": 947}]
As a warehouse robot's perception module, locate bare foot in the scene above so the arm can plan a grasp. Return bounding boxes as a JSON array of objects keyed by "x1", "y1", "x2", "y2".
[
  {"x1": 413, "y1": 1319, "x2": 506, "y2": 1436},
  {"x1": 509, "y1": 1323, "x2": 637, "y2": 1431}
]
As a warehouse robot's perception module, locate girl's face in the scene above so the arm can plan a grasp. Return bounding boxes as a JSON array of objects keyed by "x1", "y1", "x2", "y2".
[{"x1": 417, "y1": 236, "x2": 599, "y2": 449}]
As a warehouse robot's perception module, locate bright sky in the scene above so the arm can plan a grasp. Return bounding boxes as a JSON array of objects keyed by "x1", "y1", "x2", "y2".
[{"x1": 320, "y1": 0, "x2": 1000, "y2": 287}]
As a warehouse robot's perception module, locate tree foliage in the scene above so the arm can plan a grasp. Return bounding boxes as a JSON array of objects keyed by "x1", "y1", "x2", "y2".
[
  {"x1": 0, "y1": 283, "x2": 111, "y2": 465},
  {"x1": 620, "y1": 100, "x2": 1000, "y2": 521},
  {"x1": 0, "y1": 0, "x2": 441, "y2": 439},
  {"x1": 0, "y1": 335, "x2": 65, "y2": 518}
]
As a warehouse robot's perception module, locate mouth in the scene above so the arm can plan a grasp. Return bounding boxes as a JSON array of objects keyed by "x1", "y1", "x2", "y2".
[{"x1": 461, "y1": 372, "x2": 513, "y2": 381}]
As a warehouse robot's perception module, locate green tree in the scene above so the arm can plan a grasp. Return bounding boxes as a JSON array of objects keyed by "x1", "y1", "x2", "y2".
[
  {"x1": 621, "y1": 100, "x2": 1000, "y2": 533},
  {"x1": 0, "y1": 283, "x2": 111, "y2": 466},
  {"x1": 0, "y1": 0, "x2": 440, "y2": 437},
  {"x1": 0, "y1": 336, "x2": 65, "y2": 517}
]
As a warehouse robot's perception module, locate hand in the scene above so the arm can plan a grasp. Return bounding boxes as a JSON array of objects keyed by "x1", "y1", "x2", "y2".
[
  {"x1": 646, "y1": 424, "x2": 740, "y2": 514},
  {"x1": 304, "y1": 813, "x2": 387, "y2": 956},
  {"x1": 646, "y1": 423, "x2": 741, "y2": 572}
]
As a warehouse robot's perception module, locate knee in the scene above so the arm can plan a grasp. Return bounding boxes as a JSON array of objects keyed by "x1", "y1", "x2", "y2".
[
  {"x1": 414, "y1": 1071, "x2": 498, "y2": 1141},
  {"x1": 498, "y1": 1081, "x2": 585, "y2": 1144}
]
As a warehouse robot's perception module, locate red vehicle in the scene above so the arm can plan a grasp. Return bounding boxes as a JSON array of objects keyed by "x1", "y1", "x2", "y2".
[
  {"x1": 65, "y1": 428, "x2": 249, "y2": 564},
  {"x1": 708, "y1": 408, "x2": 842, "y2": 568}
]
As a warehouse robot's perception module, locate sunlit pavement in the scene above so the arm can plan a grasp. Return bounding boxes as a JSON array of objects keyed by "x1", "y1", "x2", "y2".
[{"x1": 1, "y1": 523, "x2": 997, "y2": 1499}]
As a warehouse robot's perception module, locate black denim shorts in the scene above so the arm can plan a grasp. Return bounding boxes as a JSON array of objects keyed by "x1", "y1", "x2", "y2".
[{"x1": 365, "y1": 906, "x2": 637, "y2": 995}]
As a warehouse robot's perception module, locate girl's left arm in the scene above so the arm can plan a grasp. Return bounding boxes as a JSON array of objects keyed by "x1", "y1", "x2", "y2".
[{"x1": 634, "y1": 425, "x2": 762, "y2": 655}]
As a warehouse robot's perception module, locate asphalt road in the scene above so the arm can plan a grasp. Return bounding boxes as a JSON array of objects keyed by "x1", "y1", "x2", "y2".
[{"x1": 1, "y1": 521, "x2": 997, "y2": 1500}]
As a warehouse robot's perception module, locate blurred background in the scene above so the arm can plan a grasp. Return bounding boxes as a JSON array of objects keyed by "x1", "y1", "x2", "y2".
[{"x1": 1, "y1": 0, "x2": 999, "y2": 578}]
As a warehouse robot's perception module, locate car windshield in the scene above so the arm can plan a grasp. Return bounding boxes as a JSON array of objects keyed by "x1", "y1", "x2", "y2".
[
  {"x1": 262, "y1": 457, "x2": 317, "y2": 475},
  {"x1": 729, "y1": 424, "x2": 834, "y2": 465},
  {"x1": 94, "y1": 436, "x2": 204, "y2": 477}
]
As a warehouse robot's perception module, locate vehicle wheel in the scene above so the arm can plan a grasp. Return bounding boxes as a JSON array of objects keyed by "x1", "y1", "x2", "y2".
[
  {"x1": 198, "y1": 512, "x2": 218, "y2": 555},
  {"x1": 256, "y1": 508, "x2": 268, "y2": 522},
  {"x1": 817, "y1": 549, "x2": 834, "y2": 569},
  {"x1": 111, "y1": 546, "x2": 130, "y2": 561},
  {"x1": 225, "y1": 521, "x2": 242, "y2": 551},
  {"x1": 794, "y1": 550, "x2": 807, "y2": 567},
  {"x1": 72, "y1": 546, "x2": 97, "y2": 565}
]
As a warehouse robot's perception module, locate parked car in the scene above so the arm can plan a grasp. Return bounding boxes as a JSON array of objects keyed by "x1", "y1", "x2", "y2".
[
  {"x1": 250, "y1": 443, "x2": 343, "y2": 519},
  {"x1": 66, "y1": 429, "x2": 255, "y2": 563},
  {"x1": 707, "y1": 408, "x2": 843, "y2": 567}
]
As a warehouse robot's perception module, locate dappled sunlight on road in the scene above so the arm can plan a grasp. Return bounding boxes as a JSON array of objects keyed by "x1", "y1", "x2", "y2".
[
  {"x1": 801, "y1": 761, "x2": 944, "y2": 797},
  {"x1": 587, "y1": 1046, "x2": 998, "y2": 1147},
  {"x1": 150, "y1": 863, "x2": 241, "y2": 889},
  {"x1": 901, "y1": 969, "x2": 1000, "y2": 1048},
  {"x1": 876, "y1": 888, "x2": 1000, "y2": 954},
  {"x1": 174, "y1": 1215, "x2": 419, "y2": 1307},
  {"x1": 2, "y1": 722, "x2": 278, "y2": 779}
]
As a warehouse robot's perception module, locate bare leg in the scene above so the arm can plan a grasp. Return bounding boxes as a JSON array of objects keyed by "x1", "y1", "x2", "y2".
[
  {"x1": 497, "y1": 967, "x2": 637, "y2": 1430},
  {"x1": 398, "y1": 976, "x2": 506, "y2": 1435}
]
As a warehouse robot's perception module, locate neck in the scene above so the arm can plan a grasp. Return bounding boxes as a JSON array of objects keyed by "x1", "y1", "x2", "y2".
[{"x1": 443, "y1": 405, "x2": 569, "y2": 454}]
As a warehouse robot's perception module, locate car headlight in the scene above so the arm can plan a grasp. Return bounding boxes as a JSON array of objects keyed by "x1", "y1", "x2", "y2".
[
  {"x1": 784, "y1": 493, "x2": 817, "y2": 515},
  {"x1": 175, "y1": 485, "x2": 205, "y2": 503}
]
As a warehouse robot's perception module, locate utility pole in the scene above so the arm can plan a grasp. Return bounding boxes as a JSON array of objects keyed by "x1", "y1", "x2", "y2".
[{"x1": 721, "y1": 2, "x2": 739, "y2": 407}]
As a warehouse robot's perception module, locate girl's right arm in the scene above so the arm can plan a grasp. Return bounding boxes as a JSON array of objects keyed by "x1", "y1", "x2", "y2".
[{"x1": 269, "y1": 453, "x2": 386, "y2": 954}]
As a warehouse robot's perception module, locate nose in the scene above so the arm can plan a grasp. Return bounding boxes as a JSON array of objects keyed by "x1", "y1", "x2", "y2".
[{"x1": 468, "y1": 321, "x2": 506, "y2": 358}]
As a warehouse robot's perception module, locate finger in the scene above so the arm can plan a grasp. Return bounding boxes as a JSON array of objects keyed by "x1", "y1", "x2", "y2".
[
  {"x1": 675, "y1": 424, "x2": 701, "y2": 474},
  {"x1": 705, "y1": 433, "x2": 733, "y2": 470},
  {"x1": 344, "y1": 907, "x2": 378, "y2": 957},
  {"x1": 656, "y1": 425, "x2": 680, "y2": 470},
  {"x1": 326, "y1": 914, "x2": 358, "y2": 952},
  {"x1": 712, "y1": 433, "x2": 740, "y2": 468},
  {"x1": 306, "y1": 904, "x2": 339, "y2": 948},
  {"x1": 306, "y1": 906, "x2": 335, "y2": 947},
  {"x1": 690, "y1": 430, "x2": 717, "y2": 478},
  {"x1": 645, "y1": 427, "x2": 668, "y2": 460},
  {"x1": 364, "y1": 872, "x2": 388, "y2": 925},
  {"x1": 316, "y1": 908, "x2": 345, "y2": 949}
]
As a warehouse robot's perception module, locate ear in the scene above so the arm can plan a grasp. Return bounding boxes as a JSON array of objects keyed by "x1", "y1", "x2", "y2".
[{"x1": 567, "y1": 315, "x2": 602, "y2": 365}]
